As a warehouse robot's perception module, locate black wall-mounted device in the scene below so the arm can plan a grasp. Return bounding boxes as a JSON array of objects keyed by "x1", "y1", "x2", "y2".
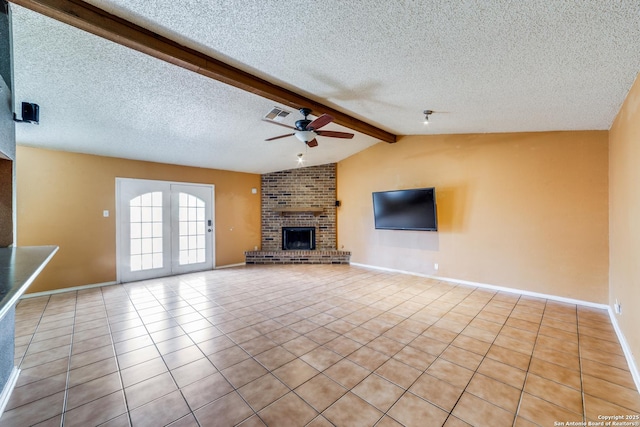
[{"x1": 13, "y1": 102, "x2": 39, "y2": 124}]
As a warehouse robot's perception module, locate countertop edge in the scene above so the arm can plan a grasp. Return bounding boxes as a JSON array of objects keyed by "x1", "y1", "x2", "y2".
[{"x1": 0, "y1": 246, "x2": 59, "y2": 321}]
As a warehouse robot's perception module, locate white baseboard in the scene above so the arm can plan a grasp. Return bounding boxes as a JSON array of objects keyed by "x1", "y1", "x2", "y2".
[
  {"x1": 19, "y1": 281, "x2": 118, "y2": 299},
  {"x1": 0, "y1": 367, "x2": 20, "y2": 417},
  {"x1": 17, "y1": 264, "x2": 248, "y2": 299},
  {"x1": 351, "y1": 262, "x2": 607, "y2": 308},
  {"x1": 19, "y1": 264, "x2": 246, "y2": 298},
  {"x1": 216, "y1": 262, "x2": 245, "y2": 269},
  {"x1": 607, "y1": 307, "x2": 640, "y2": 392},
  {"x1": 351, "y1": 262, "x2": 639, "y2": 391},
  {"x1": 432, "y1": 274, "x2": 608, "y2": 309}
]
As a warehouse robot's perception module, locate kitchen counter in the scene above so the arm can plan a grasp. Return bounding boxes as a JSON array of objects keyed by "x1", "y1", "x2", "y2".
[{"x1": 0, "y1": 246, "x2": 58, "y2": 321}]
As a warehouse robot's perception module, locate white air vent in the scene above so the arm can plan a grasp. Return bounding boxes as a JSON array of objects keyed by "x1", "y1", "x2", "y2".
[{"x1": 264, "y1": 107, "x2": 291, "y2": 122}]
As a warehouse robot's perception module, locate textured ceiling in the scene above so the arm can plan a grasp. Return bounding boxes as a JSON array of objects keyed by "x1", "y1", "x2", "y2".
[{"x1": 10, "y1": 1, "x2": 640, "y2": 174}]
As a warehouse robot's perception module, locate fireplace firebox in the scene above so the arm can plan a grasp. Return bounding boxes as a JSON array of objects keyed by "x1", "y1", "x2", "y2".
[{"x1": 282, "y1": 227, "x2": 316, "y2": 250}]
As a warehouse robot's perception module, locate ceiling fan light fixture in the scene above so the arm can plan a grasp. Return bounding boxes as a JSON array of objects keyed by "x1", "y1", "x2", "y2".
[
  {"x1": 264, "y1": 108, "x2": 354, "y2": 147},
  {"x1": 294, "y1": 130, "x2": 316, "y2": 143}
]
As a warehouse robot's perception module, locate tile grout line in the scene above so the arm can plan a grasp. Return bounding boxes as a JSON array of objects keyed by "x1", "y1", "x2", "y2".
[
  {"x1": 576, "y1": 308, "x2": 587, "y2": 424},
  {"x1": 358, "y1": 280, "x2": 509, "y2": 424},
  {"x1": 10, "y1": 296, "x2": 56, "y2": 422},
  {"x1": 134, "y1": 274, "x2": 282, "y2": 424},
  {"x1": 112, "y1": 274, "x2": 576, "y2": 424},
  {"x1": 123, "y1": 280, "x2": 202, "y2": 426},
  {"x1": 100, "y1": 286, "x2": 136, "y2": 427},
  {"x1": 511, "y1": 298, "x2": 548, "y2": 427},
  {"x1": 13, "y1": 296, "x2": 50, "y2": 369},
  {"x1": 302, "y1": 274, "x2": 432, "y2": 424},
  {"x1": 437, "y1": 289, "x2": 528, "y2": 426},
  {"x1": 57, "y1": 290, "x2": 124, "y2": 426},
  {"x1": 233, "y1": 271, "x2": 371, "y2": 425},
  {"x1": 376, "y1": 283, "x2": 498, "y2": 426},
  {"x1": 5, "y1": 266, "x2": 634, "y2": 426},
  {"x1": 218, "y1": 271, "x2": 399, "y2": 425},
  {"x1": 287, "y1": 280, "x2": 513, "y2": 425},
  {"x1": 141, "y1": 276, "x2": 234, "y2": 424},
  {"x1": 58, "y1": 291, "x2": 78, "y2": 427},
  {"x1": 183, "y1": 281, "x2": 262, "y2": 427},
  {"x1": 377, "y1": 285, "x2": 490, "y2": 426},
  {"x1": 30, "y1": 296, "x2": 79, "y2": 425}
]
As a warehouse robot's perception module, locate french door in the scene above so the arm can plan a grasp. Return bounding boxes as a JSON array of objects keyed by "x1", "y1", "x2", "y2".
[{"x1": 116, "y1": 178, "x2": 215, "y2": 283}]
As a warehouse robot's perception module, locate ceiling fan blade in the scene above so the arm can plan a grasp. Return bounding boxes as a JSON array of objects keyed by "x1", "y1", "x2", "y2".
[
  {"x1": 316, "y1": 130, "x2": 355, "y2": 139},
  {"x1": 262, "y1": 119, "x2": 296, "y2": 130},
  {"x1": 306, "y1": 138, "x2": 319, "y2": 148},
  {"x1": 306, "y1": 114, "x2": 334, "y2": 131},
  {"x1": 265, "y1": 133, "x2": 295, "y2": 141}
]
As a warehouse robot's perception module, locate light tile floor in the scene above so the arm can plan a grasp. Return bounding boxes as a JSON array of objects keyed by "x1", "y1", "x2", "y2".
[{"x1": 1, "y1": 264, "x2": 639, "y2": 426}]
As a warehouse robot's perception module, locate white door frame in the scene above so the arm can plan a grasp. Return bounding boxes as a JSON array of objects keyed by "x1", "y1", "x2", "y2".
[{"x1": 116, "y1": 178, "x2": 216, "y2": 283}]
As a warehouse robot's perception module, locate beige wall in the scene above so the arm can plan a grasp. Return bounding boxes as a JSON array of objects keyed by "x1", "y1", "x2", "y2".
[
  {"x1": 337, "y1": 131, "x2": 609, "y2": 303},
  {"x1": 609, "y1": 73, "x2": 640, "y2": 369},
  {"x1": 16, "y1": 146, "x2": 261, "y2": 293}
]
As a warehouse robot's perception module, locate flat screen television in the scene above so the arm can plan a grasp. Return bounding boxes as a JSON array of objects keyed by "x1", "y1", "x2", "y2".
[{"x1": 372, "y1": 187, "x2": 437, "y2": 231}]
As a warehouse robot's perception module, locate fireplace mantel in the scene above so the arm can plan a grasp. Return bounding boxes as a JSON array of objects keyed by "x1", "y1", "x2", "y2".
[{"x1": 273, "y1": 207, "x2": 324, "y2": 216}]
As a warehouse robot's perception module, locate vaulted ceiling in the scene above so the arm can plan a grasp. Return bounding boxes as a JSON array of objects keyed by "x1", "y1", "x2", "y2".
[{"x1": 10, "y1": 0, "x2": 640, "y2": 173}]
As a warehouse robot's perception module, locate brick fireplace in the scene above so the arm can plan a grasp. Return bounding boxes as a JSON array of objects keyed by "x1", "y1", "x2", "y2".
[{"x1": 245, "y1": 163, "x2": 350, "y2": 264}]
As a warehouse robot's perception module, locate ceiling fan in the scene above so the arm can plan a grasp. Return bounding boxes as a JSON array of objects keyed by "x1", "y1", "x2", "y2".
[{"x1": 264, "y1": 108, "x2": 354, "y2": 147}]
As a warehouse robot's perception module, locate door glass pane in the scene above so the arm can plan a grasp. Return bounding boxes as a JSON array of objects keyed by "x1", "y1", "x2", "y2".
[
  {"x1": 179, "y1": 222, "x2": 188, "y2": 235},
  {"x1": 130, "y1": 206, "x2": 141, "y2": 222},
  {"x1": 131, "y1": 223, "x2": 141, "y2": 238},
  {"x1": 130, "y1": 191, "x2": 163, "y2": 271},
  {"x1": 141, "y1": 222, "x2": 152, "y2": 238},
  {"x1": 141, "y1": 206, "x2": 152, "y2": 222},
  {"x1": 178, "y1": 192, "x2": 207, "y2": 265}
]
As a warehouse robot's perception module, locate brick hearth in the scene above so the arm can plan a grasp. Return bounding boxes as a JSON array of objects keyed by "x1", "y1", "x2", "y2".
[{"x1": 245, "y1": 250, "x2": 350, "y2": 264}]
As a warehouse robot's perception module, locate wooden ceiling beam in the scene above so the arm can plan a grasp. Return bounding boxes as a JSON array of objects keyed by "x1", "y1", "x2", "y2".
[{"x1": 9, "y1": 0, "x2": 397, "y2": 143}]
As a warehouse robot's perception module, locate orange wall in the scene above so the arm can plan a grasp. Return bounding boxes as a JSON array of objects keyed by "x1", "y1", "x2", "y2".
[
  {"x1": 337, "y1": 131, "x2": 609, "y2": 303},
  {"x1": 609, "y1": 73, "x2": 640, "y2": 368},
  {"x1": 16, "y1": 146, "x2": 261, "y2": 293}
]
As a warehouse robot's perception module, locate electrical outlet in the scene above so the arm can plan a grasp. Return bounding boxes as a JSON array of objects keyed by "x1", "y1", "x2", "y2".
[
  {"x1": 614, "y1": 299, "x2": 622, "y2": 314},
  {"x1": 434, "y1": 263, "x2": 439, "y2": 271}
]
